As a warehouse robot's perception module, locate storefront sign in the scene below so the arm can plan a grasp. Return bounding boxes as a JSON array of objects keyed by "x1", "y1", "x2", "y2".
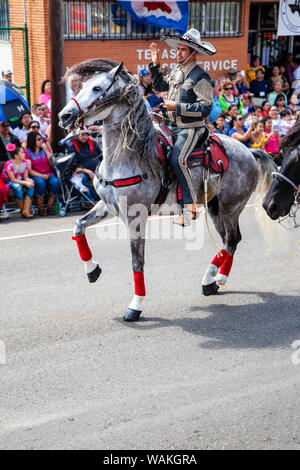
[
  {"x1": 277, "y1": 0, "x2": 300, "y2": 36},
  {"x1": 136, "y1": 48, "x2": 238, "y2": 74}
]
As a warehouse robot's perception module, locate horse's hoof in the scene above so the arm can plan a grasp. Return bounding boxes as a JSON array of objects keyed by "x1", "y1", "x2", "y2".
[
  {"x1": 87, "y1": 264, "x2": 102, "y2": 283},
  {"x1": 215, "y1": 273, "x2": 228, "y2": 286},
  {"x1": 123, "y1": 308, "x2": 142, "y2": 322},
  {"x1": 202, "y1": 281, "x2": 219, "y2": 296}
]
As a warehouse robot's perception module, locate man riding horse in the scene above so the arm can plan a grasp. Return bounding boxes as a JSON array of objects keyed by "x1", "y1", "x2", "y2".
[{"x1": 149, "y1": 28, "x2": 216, "y2": 226}]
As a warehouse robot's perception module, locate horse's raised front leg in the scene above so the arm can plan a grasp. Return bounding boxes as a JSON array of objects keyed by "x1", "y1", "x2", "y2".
[{"x1": 72, "y1": 200, "x2": 110, "y2": 283}]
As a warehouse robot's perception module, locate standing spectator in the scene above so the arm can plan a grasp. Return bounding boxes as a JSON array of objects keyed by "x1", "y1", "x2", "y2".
[
  {"x1": 269, "y1": 105, "x2": 281, "y2": 129},
  {"x1": 262, "y1": 116, "x2": 281, "y2": 162},
  {"x1": 228, "y1": 114, "x2": 254, "y2": 147},
  {"x1": 246, "y1": 56, "x2": 265, "y2": 83},
  {"x1": 244, "y1": 105, "x2": 262, "y2": 129},
  {"x1": 284, "y1": 54, "x2": 298, "y2": 84},
  {"x1": 0, "y1": 144, "x2": 35, "y2": 217},
  {"x1": 218, "y1": 82, "x2": 242, "y2": 113},
  {"x1": 213, "y1": 115, "x2": 227, "y2": 135},
  {"x1": 250, "y1": 121, "x2": 266, "y2": 150},
  {"x1": 39, "y1": 80, "x2": 51, "y2": 112},
  {"x1": 0, "y1": 121, "x2": 20, "y2": 161},
  {"x1": 31, "y1": 104, "x2": 42, "y2": 122},
  {"x1": 275, "y1": 94, "x2": 288, "y2": 113},
  {"x1": 269, "y1": 65, "x2": 290, "y2": 94},
  {"x1": 261, "y1": 100, "x2": 271, "y2": 118},
  {"x1": 12, "y1": 113, "x2": 32, "y2": 142},
  {"x1": 25, "y1": 132, "x2": 59, "y2": 216},
  {"x1": 67, "y1": 74, "x2": 82, "y2": 101},
  {"x1": 139, "y1": 69, "x2": 152, "y2": 97},
  {"x1": 1, "y1": 69, "x2": 13, "y2": 82},
  {"x1": 233, "y1": 71, "x2": 250, "y2": 96},
  {"x1": 224, "y1": 104, "x2": 239, "y2": 133},
  {"x1": 209, "y1": 80, "x2": 222, "y2": 123},
  {"x1": 240, "y1": 93, "x2": 252, "y2": 116},
  {"x1": 268, "y1": 79, "x2": 288, "y2": 106},
  {"x1": 249, "y1": 69, "x2": 269, "y2": 99},
  {"x1": 287, "y1": 93, "x2": 300, "y2": 114}
]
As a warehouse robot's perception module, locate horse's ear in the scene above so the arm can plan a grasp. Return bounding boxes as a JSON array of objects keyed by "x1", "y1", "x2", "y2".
[{"x1": 109, "y1": 62, "x2": 124, "y2": 81}]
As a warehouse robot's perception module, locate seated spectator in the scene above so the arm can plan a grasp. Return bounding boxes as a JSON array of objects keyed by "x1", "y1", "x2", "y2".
[
  {"x1": 0, "y1": 143, "x2": 35, "y2": 218},
  {"x1": 224, "y1": 104, "x2": 239, "y2": 133},
  {"x1": 12, "y1": 112, "x2": 32, "y2": 142},
  {"x1": 25, "y1": 131, "x2": 59, "y2": 216},
  {"x1": 249, "y1": 69, "x2": 269, "y2": 100},
  {"x1": 269, "y1": 105, "x2": 281, "y2": 129},
  {"x1": 67, "y1": 74, "x2": 82, "y2": 101},
  {"x1": 209, "y1": 80, "x2": 222, "y2": 123},
  {"x1": 218, "y1": 82, "x2": 242, "y2": 113},
  {"x1": 262, "y1": 116, "x2": 282, "y2": 163},
  {"x1": 0, "y1": 177, "x2": 9, "y2": 220},
  {"x1": 31, "y1": 104, "x2": 49, "y2": 137},
  {"x1": 0, "y1": 121, "x2": 20, "y2": 161},
  {"x1": 269, "y1": 65, "x2": 290, "y2": 94},
  {"x1": 240, "y1": 93, "x2": 252, "y2": 116},
  {"x1": 278, "y1": 110, "x2": 295, "y2": 137},
  {"x1": 67, "y1": 131, "x2": 102, "y2": 173},
  {"x1": 228, "y1": 114, "x2": 254, "y2": 147},
  {"x1": 250, "y1": 121, "x2": 266, "y2": 150},
  {"x1": 39, "y1": 79, "x2": 51, "y2": 112},
  {"x1": 246, "y1": 56, "x2": 265, "y2": 83},
  {"x1": 244, "y1": 105, "x2": 262, "y2": 129},
  {"x1": 275, "y1": 93, "x2": 288, "y2": 114},
  {"x1": 70, "y1": 164, "x2": 98, "y2": 205},
  {"x1": 208, "y1": 122, "x2": 216, "y2": 134},
  {"x1": 24, "y1": 120, "x2": 53, "y2": 153},
  {"x1": 233, "y1": 71, "x2": 250, "y2": 96},
  {"x1": 268, "y1": 79, "x2": 288, "y2": 106},
  {"x1": 261, "y1": 100, "x2": 271, "y2": 118},
  {"x1": 31, "y1": 104, "x2": 42, "y2": 122},
  {"x1": 213, "y1": 115, "x2": 227, "y2": 135}
]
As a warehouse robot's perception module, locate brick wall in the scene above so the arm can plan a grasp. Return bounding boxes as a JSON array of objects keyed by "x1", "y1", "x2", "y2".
[{"x1": 9, "y1": 0, "x2": 51, "y2": 106}]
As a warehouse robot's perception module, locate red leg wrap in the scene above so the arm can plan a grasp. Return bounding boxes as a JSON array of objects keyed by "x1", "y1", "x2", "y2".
[
  {"x1": 133, "y1": 271, "x2": 146, "y2": 296},
  {"x1": 72, "y1": 234, "x2": 92, "y2": 262},
  {"x1": 211, "y1": 249, "x2": 229, "y2": 268},
  {"x1": 219, "y1": 255, "x2": 234, "y2": 276}
]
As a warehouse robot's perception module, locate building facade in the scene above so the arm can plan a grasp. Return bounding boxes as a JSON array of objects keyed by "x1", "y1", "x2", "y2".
[{"x1": 4, "y1": 0, "x2": 296, "y2": 105}]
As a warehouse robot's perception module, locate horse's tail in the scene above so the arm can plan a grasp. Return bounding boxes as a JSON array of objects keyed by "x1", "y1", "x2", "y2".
[{"x1": 250, "y1": 149, "x2": 288, "y2": 248}]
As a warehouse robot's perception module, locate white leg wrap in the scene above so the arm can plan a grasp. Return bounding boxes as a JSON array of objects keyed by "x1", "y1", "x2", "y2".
[
  {"x1": 215, "y1": 273, "x2": 228, "y2": 286},
  {"x1": 84, "y1": 258, "x2": 99, "y2": 274},
  {"x1": 128, "y1": 295, "x2": 144, "y2": 312},
  {"x1": 202, "y1": 264, "x2": 218, "y2": 286}
]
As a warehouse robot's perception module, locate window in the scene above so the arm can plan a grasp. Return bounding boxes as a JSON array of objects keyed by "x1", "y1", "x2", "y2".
[
  {"x1": 63, "y1": 1, "x2": 241, "y2": 40},
  {"x1": 0, "y1": 0, "x2": 10, "y2": 41}
]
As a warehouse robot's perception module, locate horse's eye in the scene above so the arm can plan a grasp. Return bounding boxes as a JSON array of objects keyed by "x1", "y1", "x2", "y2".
[{"x1": 93, "y1": 86, "x2": 102, "y2": 92}]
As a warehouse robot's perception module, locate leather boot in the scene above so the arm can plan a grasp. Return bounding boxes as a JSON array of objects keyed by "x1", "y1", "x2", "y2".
[
  {"x1": 47, "y1": 194, "x2": 56, "y2": 215},
  {"x1": 173, "y1": 203, "x2": 197, "y2": 227},
  {"x1": 16, "y1": 199, "x2": 24, "y2": 211},
  {"x1": 21, "y1": 196, "x2": 34, "y2": 218},
  {"x1": 37, "y1": 195, "x2": 47, "y2": 216}
]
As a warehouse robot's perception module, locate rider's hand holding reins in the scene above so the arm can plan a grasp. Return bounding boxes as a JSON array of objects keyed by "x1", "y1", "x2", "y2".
[
  {"x1": 150, "y1": 43, "x2": 160, "y2": 66},
  {"x1": 162, "y1": 99, "x2": 176, "y2": 111}
]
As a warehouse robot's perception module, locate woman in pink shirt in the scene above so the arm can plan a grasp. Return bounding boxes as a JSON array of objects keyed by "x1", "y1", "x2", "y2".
[
  {"x1": 25, "y1": 131, "x2": 59, "y2": 216},
  {"x1": 39, "y1": 80, "x2": 51, "y2": 113},
  {"x1": 262, "y1": 116, "x2": 282, "y2": 164}
]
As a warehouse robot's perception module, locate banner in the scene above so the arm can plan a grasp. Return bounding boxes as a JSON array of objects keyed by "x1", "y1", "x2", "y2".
[
  {"x1": 277, "y1": 0, "x2": 300, "y2": 36},
  {"x1": 117, "y1": 1, "x2": 189, "y2": 34}
]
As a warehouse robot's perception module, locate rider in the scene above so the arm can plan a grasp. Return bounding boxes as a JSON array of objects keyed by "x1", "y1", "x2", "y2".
[{"x1": 149, "y1": 29, "x2": 216, "y2": 226}]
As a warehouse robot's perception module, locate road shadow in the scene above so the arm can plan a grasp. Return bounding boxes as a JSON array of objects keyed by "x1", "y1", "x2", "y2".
[{"x1": 115, "y1": 290, "x2": 300, "y2": 350}]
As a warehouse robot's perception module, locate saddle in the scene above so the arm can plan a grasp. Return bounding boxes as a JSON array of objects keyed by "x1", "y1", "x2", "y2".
[{"x1": 154, "y1": 127, "x2": 229, "y2": 207}]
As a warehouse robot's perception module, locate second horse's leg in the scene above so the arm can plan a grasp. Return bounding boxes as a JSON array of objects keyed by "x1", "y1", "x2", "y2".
[{"x1": 72, "y1": 201, "x2": 111, "y2": 283}]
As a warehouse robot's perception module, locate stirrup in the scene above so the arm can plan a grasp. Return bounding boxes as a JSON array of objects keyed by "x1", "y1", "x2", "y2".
[{"x1": 183, "y1": 208, "x2": 192, "y2": 226}]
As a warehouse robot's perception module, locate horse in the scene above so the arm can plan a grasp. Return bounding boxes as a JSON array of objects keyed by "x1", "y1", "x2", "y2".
[
  {"x1": 59, "y1": 59, "x2": 276, "y2": 322},
  {"x1": 263, "y1": 120, "x2": 300, "y2": 222}
]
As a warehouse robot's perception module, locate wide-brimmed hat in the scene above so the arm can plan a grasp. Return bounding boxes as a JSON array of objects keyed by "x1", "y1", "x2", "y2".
[{"x1": 161, "y1": 28, "x2": 216, "y2": 57}]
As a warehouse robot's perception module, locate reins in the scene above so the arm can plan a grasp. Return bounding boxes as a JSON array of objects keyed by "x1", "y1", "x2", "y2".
[{"x1": 272, "y1": 171, "x2": 300, "y2": 229}]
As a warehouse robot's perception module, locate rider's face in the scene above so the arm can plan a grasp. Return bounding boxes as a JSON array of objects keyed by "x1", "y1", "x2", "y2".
[{"x1": 176, "y1": 44, "x2": 195, "y2": 64}]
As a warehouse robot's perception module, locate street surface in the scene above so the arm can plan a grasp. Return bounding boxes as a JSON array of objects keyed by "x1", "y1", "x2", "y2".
[{"x1": 0, "y1": 202, "x2": 300, "y2": 450}]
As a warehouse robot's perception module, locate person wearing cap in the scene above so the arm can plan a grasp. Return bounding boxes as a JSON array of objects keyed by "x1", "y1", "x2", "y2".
[
  {"x1": 2, "y1": 69, "x2": 13, "y2": 82},
  {"x1": 139, "y1": 69, "x2": 153, "y2": 98},
  {"x1": 149, "y1": 28, "x2": 216, "y2": 226}
]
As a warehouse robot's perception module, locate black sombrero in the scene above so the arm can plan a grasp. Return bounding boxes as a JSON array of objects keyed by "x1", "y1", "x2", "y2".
[{"x1": 162, "y1": 28, "x2": 216, "y2": 57}]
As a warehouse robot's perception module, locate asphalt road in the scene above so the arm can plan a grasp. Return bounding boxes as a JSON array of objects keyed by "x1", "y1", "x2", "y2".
[{"x1": 0, "y1": 203, "x2": 300, "y2": 450}]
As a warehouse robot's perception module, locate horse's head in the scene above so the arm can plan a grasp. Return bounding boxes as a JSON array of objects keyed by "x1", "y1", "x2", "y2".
[
  {"x1": 263, "y1": 147, "x2": 300, "y2": 220},
  {"x1": 59, "y1": 62, "x2": 124, "y2": 131}
]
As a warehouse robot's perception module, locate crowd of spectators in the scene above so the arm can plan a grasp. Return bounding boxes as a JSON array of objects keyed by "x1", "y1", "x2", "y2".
[{"x1": 1, "y1": 53, "x2": 300, "y2": 221}]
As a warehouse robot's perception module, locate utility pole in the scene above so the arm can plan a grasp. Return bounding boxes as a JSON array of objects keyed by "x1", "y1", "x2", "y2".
[{"x1": 48, "y1": 0, "x2": 66, "y2": 152}]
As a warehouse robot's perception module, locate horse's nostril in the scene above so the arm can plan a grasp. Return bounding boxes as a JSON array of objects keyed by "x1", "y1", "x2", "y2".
[{"x1": 61, "y1": 112, "x2": 72, "y2": 122}]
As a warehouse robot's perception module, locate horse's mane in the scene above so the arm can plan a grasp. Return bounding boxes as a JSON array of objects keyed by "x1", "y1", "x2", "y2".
[
  {"x1": 281, "y1": 119, "x2": 300, "y2": 152},
  {"x1": 66, "y1": 59, "x2": 159, "y2": 177}
]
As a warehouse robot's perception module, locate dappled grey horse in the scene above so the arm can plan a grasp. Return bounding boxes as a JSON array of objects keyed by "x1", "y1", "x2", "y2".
[{"x1": 59, "y1": 59, "x2": 275, "y2": 322}]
